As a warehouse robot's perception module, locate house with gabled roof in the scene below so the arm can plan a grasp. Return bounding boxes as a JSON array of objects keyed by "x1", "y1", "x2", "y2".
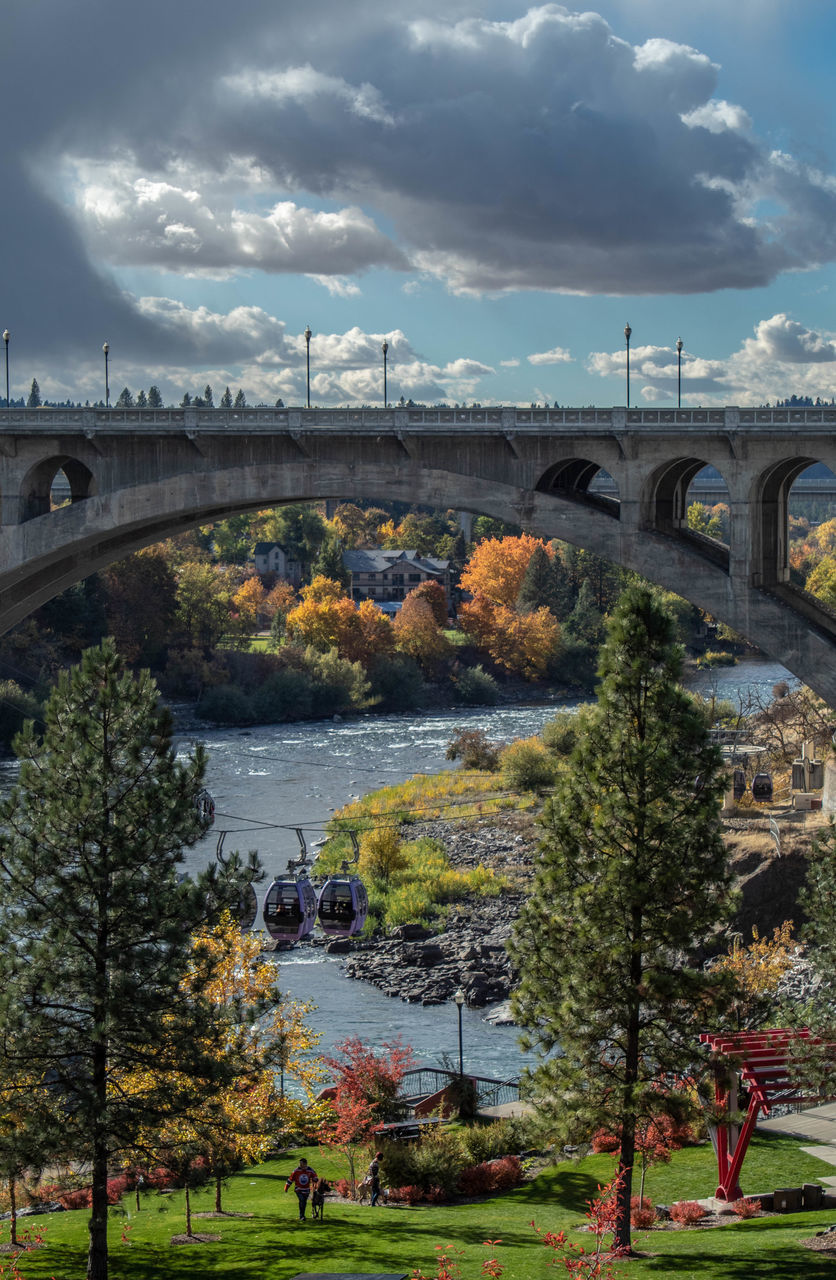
[
  {"x1": 253, "y1": 542, "x2": 302, "y2": 586},
  {"x1": 342, "y1": 548, "x2": 450, "y2": 608}
]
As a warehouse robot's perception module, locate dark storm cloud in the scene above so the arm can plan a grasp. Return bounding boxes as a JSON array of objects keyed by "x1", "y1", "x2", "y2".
[{"x1": 6, "y1": 0, "x2": 836, "y2": 374}]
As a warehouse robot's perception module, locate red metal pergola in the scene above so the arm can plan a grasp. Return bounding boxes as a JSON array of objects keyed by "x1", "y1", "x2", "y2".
[{"x1": 699, "y1": 1028, "x2": 829, "y2": 1201}]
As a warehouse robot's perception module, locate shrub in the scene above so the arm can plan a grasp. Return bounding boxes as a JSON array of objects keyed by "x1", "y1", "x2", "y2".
[
  {"x1": 697, "y1": 650, "x2": 737, "y2": 668},
  {"x1": 368, "y1": 654, "x2": 425, "y2": 711},
  {"x1": 670, "y1": 1200, "x2": 706, "y2": 1225},
  {"x1": 731, "y1": 1197, "x2": 762, "y2": 1219},
  {"x1": 334, "y1": 1178, "x2": 352, "y2": 1199},
  {"x1": 445, "y1": 728, "x2": 500, "y2": 771},
  {"x1": 306, "y1": 646, "x2": 372, "y2": 713},
  {"x1": 197, "y1": 683, "x2": 255, "y2": 725},
  {"x1": 359, "y1": 827, "x2": 408, "y2": 883},
  {"x1": 106, "y1": 1176, "x2": 129, "y2": 1204},
  {"x1": 0, "y1": 680, "x2": 42, "y2": 755},
  {"x1": 591, "y1": 1128, "x2": 621, "y2": 1154},
  {"x1": 453, "y1": 665, "x2": 499, "y2": 706},
  {"x1": 499, "y1": 736, "x2": 556, "y2": 792},
  {"x1": 59, "y1": 1187, "x2": 93, "y2": 1210},
  {"x1": 540, "y1": 711, "x2": 579, "y2": 758},
  {"x1": 252, "y1": 668, "x2": 313, "y2": 720},
  {"x1": 630, "y1": 1195, "x2": 656, "y2": 1228}
]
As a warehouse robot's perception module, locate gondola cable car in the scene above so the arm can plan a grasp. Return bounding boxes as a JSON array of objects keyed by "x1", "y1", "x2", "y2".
[
  {"x1": 317, "y1": 832, "x2": 369, "y2": 938},
  {"x1": 752, "y1": 772, "x2": 774, "y2": 804},
  {"x1": 263, "y1": 829, "x2": 318, "y2": 942}
]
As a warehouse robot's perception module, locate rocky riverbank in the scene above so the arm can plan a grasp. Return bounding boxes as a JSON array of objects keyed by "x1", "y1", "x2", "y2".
[
  {"x1": 334, "y1": 816, "x2": 537, "y2": 1008},
  {"x1": 319, "y1": 804, "x2": 821, "y2": 1014}
]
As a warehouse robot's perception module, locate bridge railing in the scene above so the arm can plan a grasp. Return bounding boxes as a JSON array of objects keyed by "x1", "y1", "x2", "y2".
[
  {"x1": 4, "y1": 406, "x2": 836, "y2": 431},
  {"x1": 398, "y1": 1066, "x2": 521, "y2": 1114}
]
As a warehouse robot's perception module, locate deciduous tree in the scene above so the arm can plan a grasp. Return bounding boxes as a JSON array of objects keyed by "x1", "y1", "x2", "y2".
[
  {"x1": 512, "y1": 586, "x2": 732, "y2": 1252},
  {"x1": 460, "y1": 534, "x2": 550, "y2": 607}
]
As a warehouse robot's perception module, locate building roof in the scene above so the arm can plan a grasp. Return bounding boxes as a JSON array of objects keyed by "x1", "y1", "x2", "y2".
[
  {"x1": 342, "y1": 549, "x2": 449, "y2": 574},
  {"x1": 253, "y1": 541, "x2": 298, "y2": 558}
]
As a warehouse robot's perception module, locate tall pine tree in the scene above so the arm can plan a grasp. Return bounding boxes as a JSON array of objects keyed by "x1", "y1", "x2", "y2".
[
  {"x1": 0, "y1": 641, "x2": 257, "y2": 1280},
  {"x1": 512, "y1": 586, "x2": 732, "y2": 1251}
]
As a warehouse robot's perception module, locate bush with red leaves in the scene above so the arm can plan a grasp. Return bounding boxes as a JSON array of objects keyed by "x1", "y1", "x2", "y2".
[
  {"x1": 731, "y1": 1197, "x2": 762, "y2": 1219},
  {"x1": 670, "y1": 1200, "x2": 706, "y2": 1226},
  {"x1": 630, "y1": 1195, "x2": 656, "y2": 1229}
]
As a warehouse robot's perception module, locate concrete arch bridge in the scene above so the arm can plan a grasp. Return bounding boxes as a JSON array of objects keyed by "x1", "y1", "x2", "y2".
[{"x1": 2, "y1": 403, "x2": 836, "y2": 703}]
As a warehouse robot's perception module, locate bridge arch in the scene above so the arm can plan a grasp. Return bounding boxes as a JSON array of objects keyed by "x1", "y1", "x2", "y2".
[
  {"x1": 20, "y1": 454, "x2": 96, "y2": 523},
  {"x1": 751, "y1": 455, "x2": 823, "y2": 588},
  {"x1": 641, "y1": 456, "x2": 732, "y2": 573},
  {"x1": 535, "y1": 457, "x2": 620, "y2": 519}
]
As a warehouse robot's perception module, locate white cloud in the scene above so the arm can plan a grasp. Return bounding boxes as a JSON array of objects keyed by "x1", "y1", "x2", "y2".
[
  {"x1": 587, "y1": 314, "x2": 836, "y2": 404},
  {"x1": 528, "y1": 346, "x2": 573, "y2": 366},
  {"x1": 500, "y1": 358, "x2": 521, "y2": 368},
  {"x1": 69, "y1": 160, "x2": 407, "y2": 277}
]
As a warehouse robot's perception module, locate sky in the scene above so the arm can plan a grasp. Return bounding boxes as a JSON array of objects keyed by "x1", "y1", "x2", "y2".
[{"x1": 5, "y1": 0, "x2": 836, "y2": 408}]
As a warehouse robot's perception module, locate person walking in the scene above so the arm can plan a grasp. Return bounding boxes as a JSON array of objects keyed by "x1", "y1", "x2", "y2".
[
  {"x1": 285, "y1": 1157, "x2": 317, "y2": 1222},
  {"x1": 368, "y1": 1151, "x2": 383, "y2": 1207}
]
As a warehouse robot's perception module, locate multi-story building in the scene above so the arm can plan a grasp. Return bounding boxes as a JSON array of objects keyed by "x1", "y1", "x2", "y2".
[
  {"x1": 342, "y1": 549, "x2": 450, "y2": 609},
  {"x1": 253, "y1": 541, "x2": 303, "y2": 586}
]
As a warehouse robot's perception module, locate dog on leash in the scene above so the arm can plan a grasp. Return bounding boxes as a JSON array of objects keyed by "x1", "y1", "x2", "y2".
[{"x1": 311, "y1": 1178, "x2": 330, "y2": 1220}]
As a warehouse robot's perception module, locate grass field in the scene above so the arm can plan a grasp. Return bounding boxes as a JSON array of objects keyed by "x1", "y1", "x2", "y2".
[{"x1": 8, "y1": 1133, "x2": 836, "y2": 1280}]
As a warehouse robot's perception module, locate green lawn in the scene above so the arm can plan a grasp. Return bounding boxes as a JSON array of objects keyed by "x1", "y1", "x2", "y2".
[{"x1": 8, "y1": 1134, "x2": 836, "y2": 1280}]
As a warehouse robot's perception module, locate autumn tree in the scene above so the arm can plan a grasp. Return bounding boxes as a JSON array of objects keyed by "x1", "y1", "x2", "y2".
[
  {"x1": 712, "y1": 922, "x2": 797, "y2": 1030},
  {"x1": 393, "y1": 592, "x2": 451, "y2": 675},
  {"x1": 409, "y1": 579, "x2": 448, "y2": 626},
  {"x1": 460, "y1": 534, "x2": 551, "y2": 607},
  {"x1": 232, "y1": 576, "x2": 267, "y2": 632},
  {"x1": 319, "y1": 1037, "x2": 414, "y2": 1192},
  {"x1": 0, "y1": 641, "x2": 255, "y2": 1280},
  {"x1": 175, "y1": 561, "x2": 234, "y2": 651},
  {"x1": 460, "y1": 597, "x2": 560, "y2": 679},
  {"x1": 512, "y1": 587, "x2": 733, "y2": 1252},
  {"x1": 286, "y1": 577, "x2": 359, "y2": 653}
]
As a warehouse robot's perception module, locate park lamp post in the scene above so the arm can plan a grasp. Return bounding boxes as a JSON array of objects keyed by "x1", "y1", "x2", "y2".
[
  {"x1": 453, "y1": 987, "x2": 465, "y2": 1078},
  {"x1": 103, "y1": 341, "x2": 110, "y2": 408},
  {"x1": 676, "y1": 336, "x2": 684, "y2": 408},
  {"x1": 624, "y1": 323, "x2": 632, "y2": 409},
  {"x1": 382, "y1": 339, "x2": 389, "y2": 408},
  {"x1": 3, "y1": 330, "x2": 9, "y2": 410},
  {"x1": 304, "y1": 325, "x2": 312, "y2": 409}
]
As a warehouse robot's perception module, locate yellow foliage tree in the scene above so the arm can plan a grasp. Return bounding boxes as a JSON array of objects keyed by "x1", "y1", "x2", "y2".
[
  {"x1": 232, "y1": 577, "x2": 266, "y2": 631},
  {"x1": 123, "y1": 912, "x2": 326, "y2": 1222},
  {"x1": 358, "y1": 827, "x2": 408, "y2": 883},
  {"x1": 714, "y1": 921, "x2": 797, "y2": 1029},
  {"x1": 286, "y1": 592, "x2": 359, "y2": 653},
  {"x1": 393, "y1": 593, "x2": 451, "y2": 674},
  {"x1": 460, "y1": 599, "x2": 560, "y2": 679}
]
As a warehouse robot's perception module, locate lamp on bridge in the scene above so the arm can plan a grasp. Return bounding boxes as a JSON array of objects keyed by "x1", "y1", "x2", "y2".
[
  {"x1": 676, "y1": 336, "x2": 684, "y2": 408},
  {"x1": 453, "y1": 987, "x2": 466, "y2": 1077},
  {"x1": 382, "y1": 339, "x2": 389, "y2": 408},
  {"x1": 624, "y1": 323, "x2": 632, "y2": 408},
  {"x1": 2, "y1": 330, "x2": 9, "y2": 410},
  {"x1": 304, "y1": 325, "x2": 312, "y2": 409},
  {"x1": 102, "y1": 342, "x2": 110, "y2": 409}
]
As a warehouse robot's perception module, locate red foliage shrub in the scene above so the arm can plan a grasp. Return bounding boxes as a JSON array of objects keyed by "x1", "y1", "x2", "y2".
[
  {"x1": 106, "y1": 1176, "x2": 129, "y2": 1204},
  {"x1": 731, "y1": 1197, "x2": 761, "y2": 1219},
  {"x1": 388, "y1": 1184, "x2": 426, "y2": 1205},
  {"x1": 630, "y1": 1195, "x2": 656, "y2": 1228},
  {"x1": 333, "y1": 1179, "x2": 352, "y2": 1200},
  {"x1": 457, "y1": 1164, "x2": 492, "y2": 1196},
  {"x1": 144, "y1": 1166, "x2": 175, "y2": 1190},
  {"x1": 670, "y1": 1200, "x2": 706, "y2": 1226},
  {"x1": 591, "y1": 1129, "x2": 621, "y2": 1154},
  {"x1": 58, "y1": 1187, "x2": 93, "y2": 1211}
]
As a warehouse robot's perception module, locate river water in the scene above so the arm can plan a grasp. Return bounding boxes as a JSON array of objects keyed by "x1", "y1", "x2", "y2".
[{"x1": 177, "y1": 657, "x2": 794, "y2": 1081}]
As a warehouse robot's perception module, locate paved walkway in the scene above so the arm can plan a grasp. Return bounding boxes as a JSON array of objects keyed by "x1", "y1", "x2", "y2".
[{"x1": 759, "y1": 1104, "x2": 836, "y2": 1185}]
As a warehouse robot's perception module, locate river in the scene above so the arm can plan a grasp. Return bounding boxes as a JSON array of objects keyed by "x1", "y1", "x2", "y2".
[{"x1": 178, "y1": 657, "x2": 794, "y2": 1081}]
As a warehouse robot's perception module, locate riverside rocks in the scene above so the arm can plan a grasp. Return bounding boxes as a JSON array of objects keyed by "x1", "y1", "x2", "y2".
[{"x1": 340, "y1": 817, "x2": 536, "y2": 1008}]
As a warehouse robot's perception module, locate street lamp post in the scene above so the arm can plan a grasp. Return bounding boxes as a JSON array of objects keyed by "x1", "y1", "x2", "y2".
[
  {"x1": 624, "y1": 324, "x2": 632, "y2": 409},
  {"x1": 382, "y1": 339, "x2": 389, "y2": 408},
  {"x1": 453, "y1": 987, "x2": 465, "y2": 1077},
  {"x1": 304, "y1": 325, "x2": 312, "y2": 409},
  {"x1": 103, "y1": 342, "x2": 110, "y2": 408},
  {"x1": 676, "y1": 336, "x2": 684, "y2": 409},
  {"x1": 3, "y1": 330, "x2": 9, "y2": 410}
]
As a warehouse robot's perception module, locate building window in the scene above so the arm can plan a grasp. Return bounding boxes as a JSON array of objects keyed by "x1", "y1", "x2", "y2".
[{"x1": 408, "y1": 573, "x2": 421, "y2": 582}]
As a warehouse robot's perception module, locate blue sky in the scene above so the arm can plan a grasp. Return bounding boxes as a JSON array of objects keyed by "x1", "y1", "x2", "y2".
[{"x1": 5, "y1": 0, "x2": 836, "y2": 407}]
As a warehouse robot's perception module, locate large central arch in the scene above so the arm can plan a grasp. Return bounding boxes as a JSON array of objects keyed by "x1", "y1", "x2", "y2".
[{"x1": 3, "y1": 453, "x2": 836, "y2": 703}]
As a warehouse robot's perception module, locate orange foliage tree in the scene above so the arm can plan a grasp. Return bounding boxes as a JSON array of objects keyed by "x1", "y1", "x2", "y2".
[
  {"x1": 459, "y1": 534, "x2": 553, "y2": 607},
  {"x1": 232, "y1": 577, "x2": 266, "y2": 631},
  {"x1": 393, "y1": 592, "x2": 451, "y2": 674},
  {"x1": 459, "y1": 598, "x2": 560, "y2": 679}
]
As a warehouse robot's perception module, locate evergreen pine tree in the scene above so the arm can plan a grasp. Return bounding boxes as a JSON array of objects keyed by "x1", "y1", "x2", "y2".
[
  {"x1": 563, "y1": 578, "x2": 606, "y2": 648},
  {"x1": 27, "y1": 379, "x2": 41, "y2": 408},
  {"x1": 181, "y1": 391, "x2": 192, "y2": 406},
  {"x1": 115, "y1": 386, "x2": 133, "y2": 407},
  {"x1": 516, "y1": 544, "x2": 554, "y2": 614},
  {"x1": 313, "y1": 534, "x2": 350, "y2": 587},
  {"x1": 0, "y1": 641, "x2": 257, "y2": 1280},
  {"x1": 233, "y1": 389, "x2": 246, "y2": 408},
  {"x1": 135, "y1": 389, "x2": 147, "y2": 407},
  {"x1": 203, "y1": 384, "x2": 214, "y2": 407},
  {"x1": 220, "y1": 386, "x2": 233, "y2": 408},
  {"x1": 512, "y1": 586, "x2": 732, "y2": 1251},
  {"x1": 147, "y1": 385, "x2": 163, "y2": 408}
]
